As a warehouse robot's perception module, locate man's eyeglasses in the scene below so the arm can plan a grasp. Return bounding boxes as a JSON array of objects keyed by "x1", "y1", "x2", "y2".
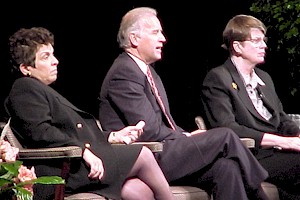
[{"x1": 244, "y1": 37, "x2": 268, "y2": 45}]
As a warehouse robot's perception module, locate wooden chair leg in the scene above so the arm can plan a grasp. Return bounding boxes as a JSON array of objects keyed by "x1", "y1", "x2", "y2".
[{"x1": 54, "y1": 159, "x2": 71, "y2": 200}]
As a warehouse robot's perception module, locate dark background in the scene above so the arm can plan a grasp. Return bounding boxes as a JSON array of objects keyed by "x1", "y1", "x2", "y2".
[{"x1": 0, "y1": 1, "x2": 295, "y2": 131}]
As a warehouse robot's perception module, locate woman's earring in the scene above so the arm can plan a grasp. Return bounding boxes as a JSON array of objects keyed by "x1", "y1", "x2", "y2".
[{"x1": 27, "y1": 72, "x2": 31, "y2": 77}]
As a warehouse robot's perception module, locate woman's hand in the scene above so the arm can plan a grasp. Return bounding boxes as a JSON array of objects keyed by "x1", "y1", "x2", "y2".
[
  {"x1": 262, "y1": 133, "x2": 300, "y2": 152},
  {"x1": 82, "y1": 148, "x2": 104, "y2": 180},
  {"x1": 108, "y1": 121, "x2": 145, "y2": 144}
]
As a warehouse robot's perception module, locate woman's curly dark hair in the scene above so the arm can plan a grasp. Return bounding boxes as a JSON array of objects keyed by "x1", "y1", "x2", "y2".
[{"x1": 9, "y1": 27, "x2": 54, "y2": 77}]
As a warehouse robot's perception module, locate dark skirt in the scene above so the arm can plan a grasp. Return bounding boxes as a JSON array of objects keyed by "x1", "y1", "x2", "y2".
[{"x1": 32, "y1": 143, "x2": 143, "y2": 200}]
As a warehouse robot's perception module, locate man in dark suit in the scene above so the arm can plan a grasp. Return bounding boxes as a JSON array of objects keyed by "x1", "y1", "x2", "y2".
[
  {"x1": 99, "y1": 7, "x2": 269, "y2": 200},
  {"x1": 201, "y1": 14, "x2": 300, "y2": 199}
]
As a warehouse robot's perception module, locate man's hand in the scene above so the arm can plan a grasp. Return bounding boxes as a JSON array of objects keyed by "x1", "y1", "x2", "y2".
[{"x1": 182, "y1": 129, "x2": 207, "y2": 137}]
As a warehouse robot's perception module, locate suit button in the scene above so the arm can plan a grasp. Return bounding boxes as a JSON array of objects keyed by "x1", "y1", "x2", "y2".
[{"x1": 77, "y1": 123, "x2": 83, "y2": 128}]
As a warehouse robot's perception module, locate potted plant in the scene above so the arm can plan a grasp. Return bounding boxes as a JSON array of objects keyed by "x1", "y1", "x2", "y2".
[
  {"x1": 250, "y1": 0, "x2": 300, "y2": 112},
  {"x1": 0, "y1": 140, "x2": 64, "y2": 200}
]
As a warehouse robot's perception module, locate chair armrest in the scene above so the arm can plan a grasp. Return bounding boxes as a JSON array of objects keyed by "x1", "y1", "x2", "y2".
[
  {"x1": 132, "y1": 142, "x2": 163, "y2": 152},
  {"x1": 194, "y1": 116, "x2": 255, "y2": 149},
  {"x1": 18, "y1": 146, "x2": 82, "y2": 160},
  {"x1": 240, "y1": 138, "x2": 255, "y2": 148},
  {"x1": 18, "y1": 142, "x2": 163, "y2": 160},
  {"x1": 113, "y1": 141, "x2": 163, "y2": 153}
]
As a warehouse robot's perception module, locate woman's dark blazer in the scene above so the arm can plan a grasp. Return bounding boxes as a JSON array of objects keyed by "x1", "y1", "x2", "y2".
[
  {"x1": 5, "y1": 77, "x2": 142, "y2": 200},
  {"x1": 201, "y1": 58, "x2": 300, "y2": 157}
]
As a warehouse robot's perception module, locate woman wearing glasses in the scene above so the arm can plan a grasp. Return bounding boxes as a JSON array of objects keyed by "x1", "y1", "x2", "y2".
[{"x1": 201, "y1": 14, "x2": 300, "y2": 199}]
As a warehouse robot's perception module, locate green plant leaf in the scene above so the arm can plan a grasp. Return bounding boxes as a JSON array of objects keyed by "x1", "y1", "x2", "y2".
[
  {"x1": 17, "y1": 176, "x2": 65, "y2": 186},
  {"x1": 250, "y1": 0, "x2": 300, "y2": 97},
  {"x1": 0, "y1": 161, "x2": 22, "y2": 181},
  {"x1": 0, "y1": 178, "x2": 12, "y2": 186},
  {"x1": 0, "y1": 160, "x2": 22, "y2": 175},
  {"x1": 14, "y1": 186, "x2": 33, "y2": 200},
  {"x1": 33, "y1": 176, "x2": 65, "y2": 185}
]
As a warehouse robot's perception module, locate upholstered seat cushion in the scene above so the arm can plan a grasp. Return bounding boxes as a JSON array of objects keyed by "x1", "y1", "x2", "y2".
[
  {"x1": 171, "y1": 186, "x2": 210, "y2": 200},
  {"x1": 261, "y1": 182, "x2": 280, "y2": 200},
  {"x1": 64, "y1": 193, "x2": 107, "y2": 200}
]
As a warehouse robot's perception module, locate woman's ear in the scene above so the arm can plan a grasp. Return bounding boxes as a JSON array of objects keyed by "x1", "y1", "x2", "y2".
[
  {"x1": 19, "y1": 64, "x2": 31, "y2": 77},
  {"x1": 232, "y1": 41, "x2": 243, "y2": 56}
]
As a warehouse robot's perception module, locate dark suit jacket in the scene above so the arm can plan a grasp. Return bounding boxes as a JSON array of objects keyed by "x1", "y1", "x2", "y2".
[
  {"x1": 5, "y1": 77, "x2": 141, "y2": 200},
  {"x1": 99, "y1": 52, "x2": 185, "y2": 142},
  {"x1": 201, "y1": 58, "x2": 300, "y2": 151}
]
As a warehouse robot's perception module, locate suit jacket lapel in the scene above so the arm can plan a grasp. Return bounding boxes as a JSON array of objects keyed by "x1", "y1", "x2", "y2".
[
  {"x1": 224, "y1": 60, "x2": 267, "y2": 120},
  {"x1": 256, "y1": 80, "x2": 276, "y2": 116}
]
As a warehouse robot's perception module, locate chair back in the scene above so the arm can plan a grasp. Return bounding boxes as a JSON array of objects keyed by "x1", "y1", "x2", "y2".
[
  {"x1": 195, "y1": 116, "x2": 207, "y2": 130},
  {"x1": 288, "y1": 114, "x2": 300, "y2": 128},
  {"x1": 1, "y1": 119, "x2": 23, "y2": 149}
]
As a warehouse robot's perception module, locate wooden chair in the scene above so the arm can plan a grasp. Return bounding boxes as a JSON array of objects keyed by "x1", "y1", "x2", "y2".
[
  {"x1": 0, "y1": 120, "x2": 210, "y2": 200},
  {"x1": 195, "y1": 116, "x2": 280, "y2": 200}
]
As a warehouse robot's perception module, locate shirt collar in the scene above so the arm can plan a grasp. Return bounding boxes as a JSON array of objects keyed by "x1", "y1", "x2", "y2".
[
  {"x1": 127, "y1": 52, "x2": 148, "y2": 75},
  {"x1": 241, "y1": 70, "x2": 265, "y2": 88},
  {"x1": 232, "y1": 59, "x2": 265, "y2": 88}
]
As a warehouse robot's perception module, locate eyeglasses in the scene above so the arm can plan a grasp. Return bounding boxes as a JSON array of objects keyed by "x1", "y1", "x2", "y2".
[{"x1": 244, "y1": 37, "x2": 268, "y2": 45}]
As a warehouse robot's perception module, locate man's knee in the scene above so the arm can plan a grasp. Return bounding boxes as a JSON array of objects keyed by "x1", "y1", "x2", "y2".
[
  {"x1": 213, "y1": 158, "x2": 241, "y2": 177},
  {"x1": 210, "y1": 127, "x2": 240, "y2": 141}
]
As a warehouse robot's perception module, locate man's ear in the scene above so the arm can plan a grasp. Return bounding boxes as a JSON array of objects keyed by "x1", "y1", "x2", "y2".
[
  {"x1": 129, "y1": 33, "x2": 138, "y2": 47},
  {"x1": 19, "y1": 64, "x2": 31, "y2": 76}
]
